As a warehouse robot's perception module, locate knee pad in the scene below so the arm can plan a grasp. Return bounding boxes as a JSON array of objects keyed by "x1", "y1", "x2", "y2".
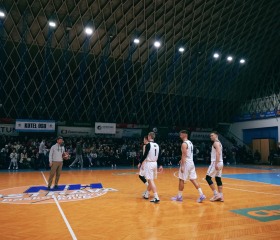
[
  {"x1": 205, "y1": 175, "x2": 213, "y2": 185},
  {"x1": 215, "y1": 177, "x2": 222, "y2": 186},
  {"x1": 139, "y1": 175, "x2": 147, "y2": 184}
]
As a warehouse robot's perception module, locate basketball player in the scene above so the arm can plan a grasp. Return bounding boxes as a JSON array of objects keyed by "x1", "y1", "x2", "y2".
[
  {"x1": 205, "y1": 131, "x2": 224, "y2": 202},
  {"x1": 138, "y1": 136, "x2": 149, "y2": 197},
  {"x1": 47, "y1": 136, "x2": 65, "y2": 190},
  {"x1": 171, "y1": 130, "x2": 206, "y2": 202},
  {"x1": 141, "y1": 132, "x2": 163, "y2": 203}
]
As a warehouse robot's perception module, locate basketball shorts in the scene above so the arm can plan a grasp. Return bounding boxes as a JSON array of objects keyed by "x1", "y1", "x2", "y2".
[
  {"x1": 206, "y1": 161, "x2": 223, "y2": 178},
  {"x1": 144, "y1": 162, "x2": 157, "y2": 180},
  {"x1": 178, "y1": 162, "x2": 197, "y2": 181},
  {"x1": 139, "y1": 162, "x2": 145, "y2": 176}
]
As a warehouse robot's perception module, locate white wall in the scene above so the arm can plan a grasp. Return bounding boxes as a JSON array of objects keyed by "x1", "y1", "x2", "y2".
[{"x1": 230, "y1": 117, "x2": 280, "y2": 144}]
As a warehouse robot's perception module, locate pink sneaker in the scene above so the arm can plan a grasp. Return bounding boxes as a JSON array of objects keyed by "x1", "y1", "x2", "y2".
[{"x1": 210, "y1": 194, "x2": 221, "y2": 202}]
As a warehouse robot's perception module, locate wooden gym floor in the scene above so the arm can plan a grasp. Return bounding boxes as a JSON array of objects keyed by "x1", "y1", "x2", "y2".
[{"x1": 0, "y1": 165, "x2": 279, "y2": 240}]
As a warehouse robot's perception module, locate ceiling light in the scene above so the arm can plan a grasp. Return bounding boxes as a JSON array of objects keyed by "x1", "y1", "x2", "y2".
[
  {"x1": 85, "y1": 27, "x2": 93, "y2": 35},
  {"x1": 240, "y1": 59, "x2": 246, "y2": 64},
  {"x1": 178, "y1": 47, "x2": 185, "y2": 53},
  {"x1": 133, "y1": 38, "x2": 140, "y2": 44},
  {"x1": 154, "y1": 41, "x2": 161, "y2": 48},
  {"x1": 213, "y1": 53, "x2": 219, "y2": 59},
  {"x1": 48, "y1": 21, "x2": 56, "y2": 28},
  {"x1": 0, "y1": 11, "x2": 5, "y2": 18},
  {"x1": 227, "y1": 56, "x2": 233, "y2": 62}
]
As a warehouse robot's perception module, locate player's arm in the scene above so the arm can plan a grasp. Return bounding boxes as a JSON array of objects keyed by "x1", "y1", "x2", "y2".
[
  {"x1": 138, "y1": 145, "x2": 146, "y2": 168},
  {"x1": 213, "y1": 141, "x2": 221, "y2": 169},
  {"x1": 180, "y1": 143, "x2": 187, "y2": 173},
  {"x1": 140, "y1": 143, "x2": 150, "y2": 164}
]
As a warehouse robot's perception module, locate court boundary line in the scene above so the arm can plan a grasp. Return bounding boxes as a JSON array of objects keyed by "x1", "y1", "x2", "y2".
[
  {"x1": 173, "y1": 171, "x2": 280, "y2": 196},
  {"x1": 41, "y1": 171, "x2": 77, "y2": 240},
  {"x1": 200, "y1": 182, "x2": 280, "y2": 196}
]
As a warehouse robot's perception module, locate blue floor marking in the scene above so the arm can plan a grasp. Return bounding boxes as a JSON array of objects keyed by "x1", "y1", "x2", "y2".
[{"x1": 224, "y1": 172, "x2": 280, "y2": 185}]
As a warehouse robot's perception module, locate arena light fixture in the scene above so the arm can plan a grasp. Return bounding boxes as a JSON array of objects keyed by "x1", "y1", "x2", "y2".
[
  {"x1": 85, "y1": 27, "x2": 93, "y2": 35},
  {"x1": 213, "y1": 53, "x2": 219, "y2": 59},
  {"x1": 0, "y1": 11, "x2": 6, "y2": 18},
  {"x1": 178, "y1": 47, "x2": 185, "y2": 53},
  {"x1": 48, "y1": 21, "x2": 56, "y2": 28},
  {"x1": 227, "y1": 56, "x2": 233, "y2": 62},
  {"x1": 240, "y1": 59, "x2": 246, "y2": 64},
  {"x1": 154, "y1": 41, "x2": 161, "y2": 48},
  {"x1": 133, "y1": 38, "x2": 140, "y2": 44}
]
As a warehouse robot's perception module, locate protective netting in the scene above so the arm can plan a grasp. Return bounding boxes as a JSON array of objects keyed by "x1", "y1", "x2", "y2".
[{"x1": 0, "y1": 0, "x2": 279, "y2": 127}]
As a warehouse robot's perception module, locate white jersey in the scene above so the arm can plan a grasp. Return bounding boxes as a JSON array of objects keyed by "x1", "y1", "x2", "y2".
[
  {"x1": 183, "y1": 140, "x2": 194, "y2": 163},
  {"x1": 146, "y1": 142, "x2": 159, "y2": 162},
  {"x1": 211, "y1": 140, "x2": 223, "y2": 162}
]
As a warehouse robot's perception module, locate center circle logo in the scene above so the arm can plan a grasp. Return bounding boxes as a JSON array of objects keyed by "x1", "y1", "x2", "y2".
[{"x1": 0, "y1": 183, "x2": 117, "y2": 204}]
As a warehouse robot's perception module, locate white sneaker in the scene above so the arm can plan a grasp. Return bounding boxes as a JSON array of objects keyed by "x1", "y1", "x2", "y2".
[
  {"x1": 150, "y1": 198, "x2": 160, "y2": 203},
  {"x1": 142, "y1": 191, "x2": 149, "y2": 199},
  {"x1": 210, "y1": 194, "x2": 221, "y2": 202}
]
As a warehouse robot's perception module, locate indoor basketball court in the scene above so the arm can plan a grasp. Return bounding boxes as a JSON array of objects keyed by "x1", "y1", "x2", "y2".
[
  {"x1": 1, "y1": 165, "x2": 279, "y2": 239},
  {"x1": 0, "y1": 0, "x2": 280, "y2": 239}
]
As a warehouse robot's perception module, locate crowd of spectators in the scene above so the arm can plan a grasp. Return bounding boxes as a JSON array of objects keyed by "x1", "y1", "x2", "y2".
[{"x1": 0, "y1": 134, "x2": 270, "y2": 170}]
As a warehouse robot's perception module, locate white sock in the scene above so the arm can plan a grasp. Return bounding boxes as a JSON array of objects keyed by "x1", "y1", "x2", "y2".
[
  {"x1": 154, "y1": 193, "x2": 159, "y2": 199},
  {"x1": 198, "y1": 188, "x2": 203, "y2": 195},
  {"x1": 213, "y1": 190, "x2": 218, "y2": 195},
  {"x1": 178, "y1": 191, "x2": 183, "y2": 197}
]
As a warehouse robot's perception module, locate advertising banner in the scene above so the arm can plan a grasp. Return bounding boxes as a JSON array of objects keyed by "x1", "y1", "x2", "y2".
[
  {"x1": 15, "y1": 120, "x2": 55, "y2": 132},
  {"x1": 57, "y1": 126, "x2": 95, "y2": 137},
  {"x1": 115, "y1": 129, "x2": 142, "y2": 138},
  {"x1": 95, "y1": 122, "x2": 116, "y2": 134},
  {"x1": 0, "y1": 124, "x2": 18, "y2": 136}
]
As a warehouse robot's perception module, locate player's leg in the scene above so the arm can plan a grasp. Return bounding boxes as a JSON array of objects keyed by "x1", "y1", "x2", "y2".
[
  {"x1": 215, "y1": 162, "x2": 224, "y2": 201},
  {"x1": 139, "y1": 174, "x2": 147, "y2": 184},
  {"x1": 206, "y1": 162, "x2": 221, "y2": 201},
  {"x1": 188, "y1": 164, "x2": 206, "y2": 202},
  {"x1": 171, "y1": 163, "x2": 185, "y2": 201},
  {"x1": 148, "y1": 179, "x2": 160, "y2": 203},
  {"x1": 149, "y1": 163, "x2": 160, "y2": 203},
  {"x1": 142, "y1": 163, "x2": 151, "y2": 199}
]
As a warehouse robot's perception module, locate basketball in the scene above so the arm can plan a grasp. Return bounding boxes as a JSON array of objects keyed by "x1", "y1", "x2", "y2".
[{"x1": 62, "y1": 152, "x2": 70, "y2": 160}]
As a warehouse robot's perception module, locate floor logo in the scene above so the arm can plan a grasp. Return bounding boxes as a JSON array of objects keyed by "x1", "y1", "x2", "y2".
[
  {"x1": 0, "y1": 183, "x2": 118, "y2": 204},
  {"x1": 231, "y1": 205, "x2": 280, "y2": 222}
]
